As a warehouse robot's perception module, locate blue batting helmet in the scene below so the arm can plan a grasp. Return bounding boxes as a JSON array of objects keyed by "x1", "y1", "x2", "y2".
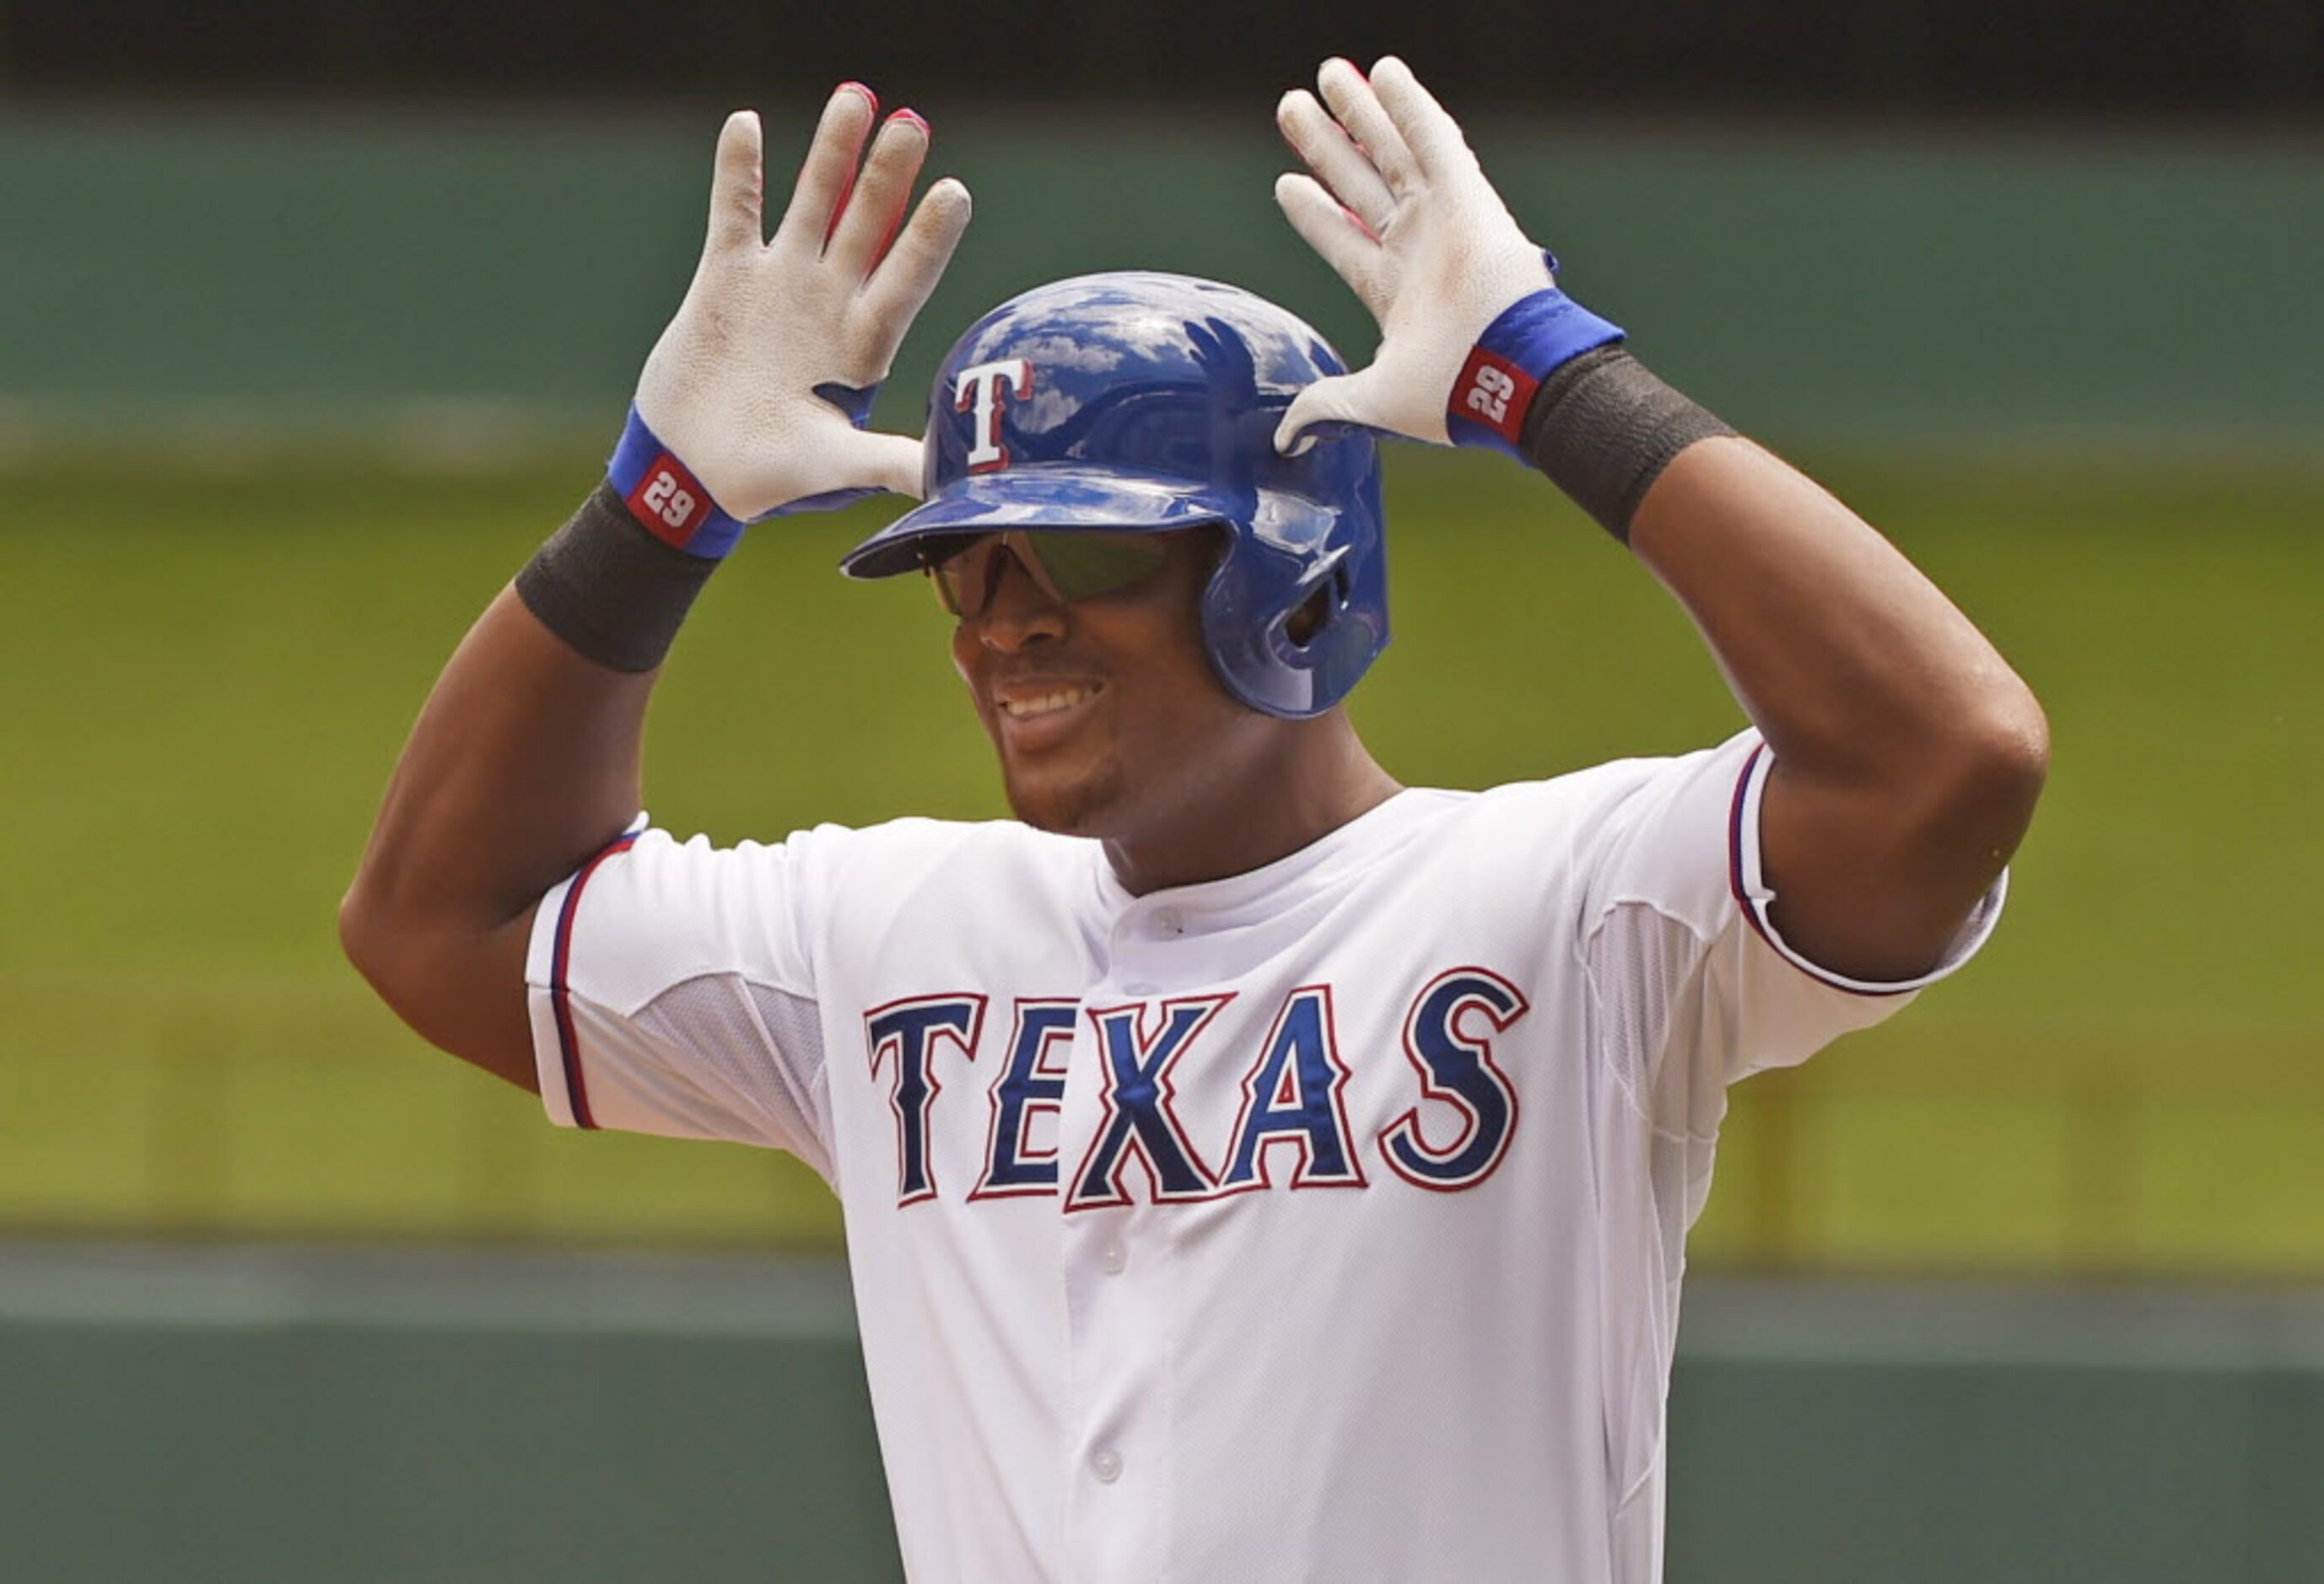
[{"x1": 838, "y1": 271, "x2": 1388, "y2": 719}]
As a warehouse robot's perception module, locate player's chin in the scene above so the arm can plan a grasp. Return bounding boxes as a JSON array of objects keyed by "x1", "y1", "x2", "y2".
[{"x1": 1000, "y1": 753, "x2": 1127, "y2": 838}]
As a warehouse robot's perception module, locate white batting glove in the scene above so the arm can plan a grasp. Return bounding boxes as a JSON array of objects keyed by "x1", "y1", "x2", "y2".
[
  {"x1": 1273, "y1": 57, "x2": 1622, "y2": 458},
  {"x1": 616, "y1": 86, "x2": 972, "y2": 556}
]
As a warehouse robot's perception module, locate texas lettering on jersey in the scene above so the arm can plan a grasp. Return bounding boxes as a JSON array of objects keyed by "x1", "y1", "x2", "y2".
[{"x1": 861, "y1": 968, "x2": 1530, "y2": 1209}]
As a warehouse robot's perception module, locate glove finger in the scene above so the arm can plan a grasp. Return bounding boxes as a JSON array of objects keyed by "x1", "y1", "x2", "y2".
[
  {"x1": 774, "y1": 83, "x2": 879, "y2": 252},
  {"x1": 1275, "y1": 89, "x2": 1394, "y2": 235},
  {"x1": 1275, "y1": 370, "x2": 1380, "y2": 457},
  {"x1": 856, "y1": 176, "x2": 974, "y2": 369},
  {"x1": 827, "y1": 110, "x2": 929, "y2": 275},
  {"x1": 824, "y1": 427, "x2": 929, "y2": 499},
  {"x1": 1367, "y1": 57, "x2": 1476, "y2": 182},
  {"x1": 703, "y1": 110, "x2": 765, "y2": 256},
  {"x1": 1275, "y1": 174, "x2": 1390, "y2": 320},
  {"x1": 1314, "y1": 57, "x2": 1421, "y2": 201}
]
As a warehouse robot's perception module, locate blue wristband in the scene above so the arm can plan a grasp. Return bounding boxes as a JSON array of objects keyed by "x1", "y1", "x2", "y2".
[
  {"x1": 1444, "y1": 273, "x2": 1626, "y2": 460},
  {"x1": 605, "y1": 381, "x2": 889, "y2": 560},
  {"x1": 606, "y1": 407, "x2": 749, "y2": 561}
]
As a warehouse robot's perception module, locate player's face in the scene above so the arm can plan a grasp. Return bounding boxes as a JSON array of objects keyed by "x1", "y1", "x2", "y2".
[{"x1": 945, "y1": 526, "x2": 1287, "y2": 845}]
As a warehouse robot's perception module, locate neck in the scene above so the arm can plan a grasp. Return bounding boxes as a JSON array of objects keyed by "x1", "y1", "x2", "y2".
[{"x1": 1101, "y1": 714, "x2": 1402, "y2": 896}]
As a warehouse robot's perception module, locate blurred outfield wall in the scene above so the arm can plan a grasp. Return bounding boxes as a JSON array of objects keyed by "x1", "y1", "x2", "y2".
[
  {"x1": 2, "y1": 108, "x2": 2319, "y2": 444},
  {"x1": 8, "y1": 1246, "x2": 2324, "y2": 1584}
]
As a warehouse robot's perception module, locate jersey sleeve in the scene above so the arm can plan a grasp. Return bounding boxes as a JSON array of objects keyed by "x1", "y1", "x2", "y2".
[
  {"x1": 1578, "y1": 729, "x2": 2007, "y2": 1102},
  {"x1": 522, "y1": 815, "x2": 845, "y2": 1183}
]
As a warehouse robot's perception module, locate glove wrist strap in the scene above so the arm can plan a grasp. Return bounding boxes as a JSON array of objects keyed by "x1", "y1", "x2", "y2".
[
  {"x1": 607, "y1": 406, "x2": 749, "y2": 561},
  {"x1": 1444, "y1": 283, "x2": 1626, "y2": 457}
]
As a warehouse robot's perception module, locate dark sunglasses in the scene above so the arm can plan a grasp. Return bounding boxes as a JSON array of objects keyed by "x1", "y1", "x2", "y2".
[{"x1": 922, "y1": 529, "x2": 1174, "y2": 617}]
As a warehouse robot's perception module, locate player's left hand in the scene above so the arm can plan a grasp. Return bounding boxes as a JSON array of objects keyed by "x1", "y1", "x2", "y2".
[{"x1": 1272, "y1": 57, "x2": 1621, "y2": 459}]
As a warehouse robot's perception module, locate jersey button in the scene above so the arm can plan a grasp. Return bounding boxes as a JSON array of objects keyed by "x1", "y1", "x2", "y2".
[
  {"x1": 1091, "y1": 1448, "x2": 1124, "y2": 1484},
  {"x1": 1098, "y1": 1242, "x2": 1127, "y2": 1275},
  {"x1": 1151, "y1": 908, "x2": 1183, "y2": 937}
]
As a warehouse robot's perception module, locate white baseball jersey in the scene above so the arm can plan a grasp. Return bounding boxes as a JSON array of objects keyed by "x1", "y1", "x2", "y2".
[{"x1": 525, "y1": 728, "x2": 2003, "y2": 1582}]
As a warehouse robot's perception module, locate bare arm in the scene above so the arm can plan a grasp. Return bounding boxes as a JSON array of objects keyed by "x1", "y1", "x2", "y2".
[
  {"x1": 339, "y1": 92, "x2": 969, "y2": 1091},
  {"x1": 340, "y1": 590, "x2": 651, "y2": 1088},
  {"x1": 1629, "y1": 436, "x2": 2046, "y2": 982}
]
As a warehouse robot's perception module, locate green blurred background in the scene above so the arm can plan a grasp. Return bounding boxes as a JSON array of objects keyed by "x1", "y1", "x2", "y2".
[
  {"x1": 4, "y1": 111, "x2": 2317, "y2": 1274},
  {"x1": 3, "y1": 27, "x2": 2321, "y2": 1577}
]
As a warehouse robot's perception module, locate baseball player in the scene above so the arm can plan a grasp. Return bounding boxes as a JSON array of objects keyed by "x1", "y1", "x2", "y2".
[{"x1": 343, "y1": 58, "x2": 2046, "y2": 1582}]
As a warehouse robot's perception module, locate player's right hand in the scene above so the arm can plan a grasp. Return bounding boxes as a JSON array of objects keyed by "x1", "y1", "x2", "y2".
[{"x1": 618, "y1": 88, "x2": 972, "y2": 555}]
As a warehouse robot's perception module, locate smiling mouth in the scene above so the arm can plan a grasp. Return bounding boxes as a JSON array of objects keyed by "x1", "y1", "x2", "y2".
[{"x1": 998, "y1": 683, "x2": 1103, "y2": 720}]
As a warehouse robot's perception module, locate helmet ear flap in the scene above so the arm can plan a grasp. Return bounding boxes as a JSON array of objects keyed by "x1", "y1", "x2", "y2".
[{"x1": 1285, "y1": 562, "x2": 1349, "y2": 647}]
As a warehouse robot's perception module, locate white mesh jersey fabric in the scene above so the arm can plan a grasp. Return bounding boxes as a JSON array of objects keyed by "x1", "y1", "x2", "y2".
[
  {"x1": 517, "y1": 732, "x2": 2007, "y2": 1584},
  {"x1": 525, "y1": 821, "x2": 838, "y2": 1160},
  {"x1": 605, "y1": 976, "x2": 838, "y2": 1182},
  {"x1": 1583, "y1": 901, "x2": 1731, "y2": 1583},
  {"x1": 1574, "y1": 741, "x2": 2005, "y2": 1580}
]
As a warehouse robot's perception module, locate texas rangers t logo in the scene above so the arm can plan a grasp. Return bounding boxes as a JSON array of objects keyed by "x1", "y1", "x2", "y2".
[{"x1": 957, "y1": 358, "x2": 1033, "y2": 472}]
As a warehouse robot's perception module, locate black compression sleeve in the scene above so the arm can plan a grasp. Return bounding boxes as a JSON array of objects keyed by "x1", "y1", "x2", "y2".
[
  {"x1": 1518, "y1": 346, "x2": 1738, "y2": 543},
  {"x1": 514, "y1": 482, "x2": 719, "y2": 673}
]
